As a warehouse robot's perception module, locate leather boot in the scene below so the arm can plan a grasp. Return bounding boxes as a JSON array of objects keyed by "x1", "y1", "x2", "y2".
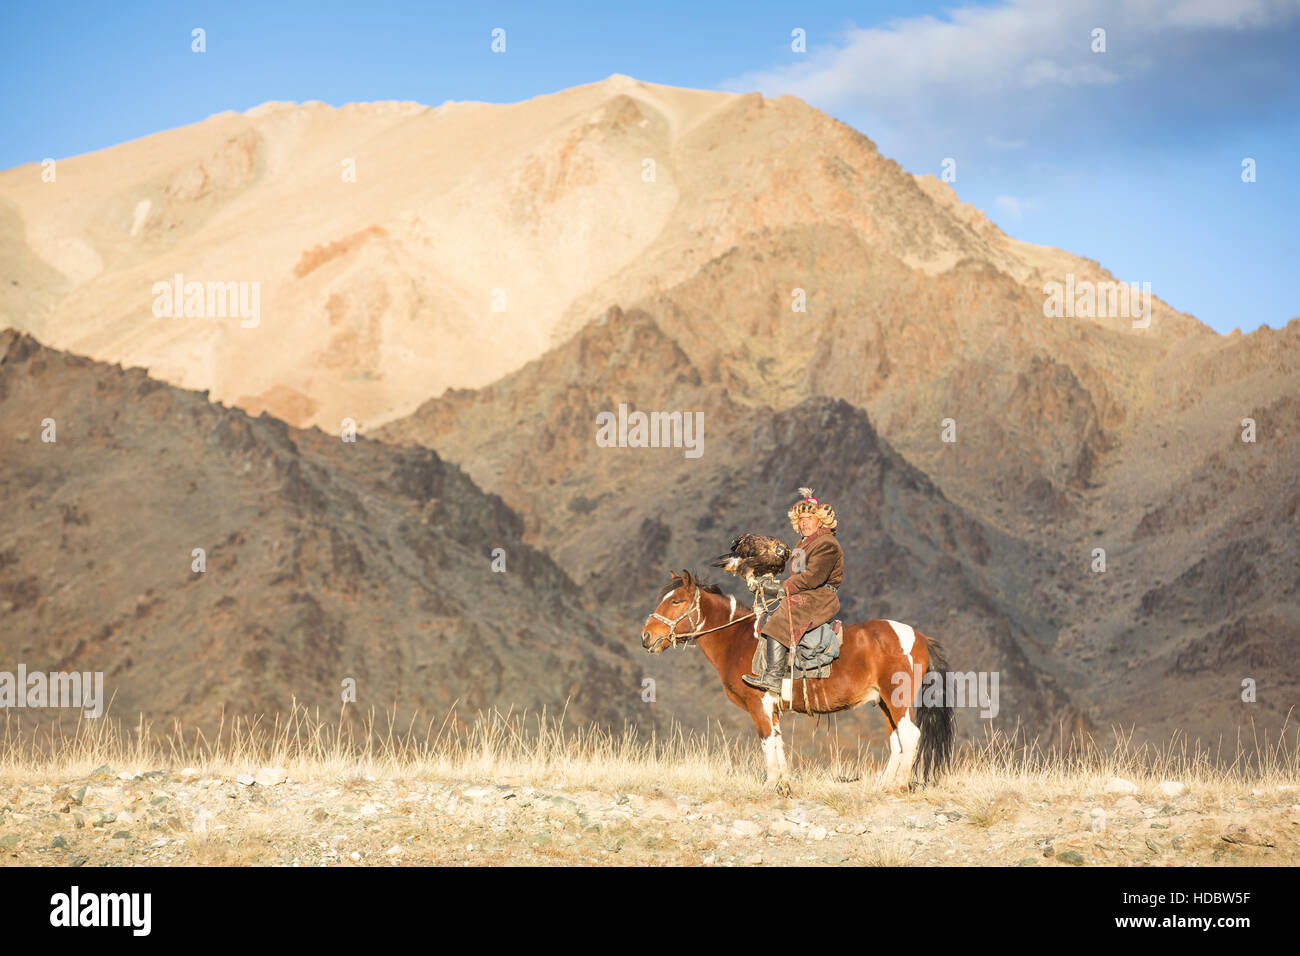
[
  {"x1": 743, "y1": 637, "x2": 788, "y2": 693},
  {"x1": 762, "y1": 637, "x2": 789, "y2": 693}
]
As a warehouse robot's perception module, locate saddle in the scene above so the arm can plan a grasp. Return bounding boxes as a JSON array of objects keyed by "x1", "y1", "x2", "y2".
[{"x1": 752, "y1": 620, "x2": 843, "y2": 680}]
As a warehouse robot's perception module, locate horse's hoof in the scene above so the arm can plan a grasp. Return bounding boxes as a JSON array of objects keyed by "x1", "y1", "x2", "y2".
[{"x1": 775, "y1": 780, "x2": 792, "y2": 798}]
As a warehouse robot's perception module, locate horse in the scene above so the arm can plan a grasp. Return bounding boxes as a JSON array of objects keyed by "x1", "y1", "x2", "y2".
[{"x1": 640, "y1": 569, "x2": 954, "y2": 796}]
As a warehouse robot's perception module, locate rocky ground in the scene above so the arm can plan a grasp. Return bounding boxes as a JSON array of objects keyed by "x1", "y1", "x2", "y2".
[{"x1": 2, "y1": 766, "x2": 1296, "y2": 867}]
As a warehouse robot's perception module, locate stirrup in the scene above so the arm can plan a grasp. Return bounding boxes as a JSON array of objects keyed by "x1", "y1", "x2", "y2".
[{"x1": 741, "y1": 672, "x2": 769, "y2": 690}]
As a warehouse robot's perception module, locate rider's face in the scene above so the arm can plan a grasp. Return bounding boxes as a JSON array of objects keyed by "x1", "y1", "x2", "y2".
[{"x1": 797, "y1": 514, "x2": 819, "y2": 536}]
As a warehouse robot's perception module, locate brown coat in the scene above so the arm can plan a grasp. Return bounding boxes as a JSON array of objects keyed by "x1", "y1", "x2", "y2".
[{"x1": 760, "y1": 529, "x2": 843, "y2": 648}]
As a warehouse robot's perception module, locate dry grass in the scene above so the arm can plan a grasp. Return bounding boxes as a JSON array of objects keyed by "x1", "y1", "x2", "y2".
[
  {"x1": 3, "y1": 705, "x2": 1296, "y2": 867},
  {"x1": 963, "y1": 793, "x2": 1016, "y2": 829},
  {"x1": 938, "y1": 715, "x2": 1300, "y2": 807},
  {"x1": 181, "y1": 831, "x2": 269, "y2": 866},
  {"x1": 2, "y1": 703, "x2": 1296, "y2": 799},
  {"x1": 861, "y1": 841, "x2": 919, "y2": 866}
]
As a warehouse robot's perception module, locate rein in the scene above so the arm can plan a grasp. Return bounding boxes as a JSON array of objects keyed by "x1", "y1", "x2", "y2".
[{"x1": 647, "y1": 587, "x2": 756, "y2": 651}]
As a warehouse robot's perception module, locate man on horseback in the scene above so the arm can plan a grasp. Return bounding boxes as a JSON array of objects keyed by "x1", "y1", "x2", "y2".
[{"x1": 742, "y1": 487, "x2": 844, "y2": 694}]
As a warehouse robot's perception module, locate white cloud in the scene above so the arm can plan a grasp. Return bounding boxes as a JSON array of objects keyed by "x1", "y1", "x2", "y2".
[
  {"x1": 728, "y1": 0, "x2": 1298, "y2": 106},
  {"x1": 1160, "y1": 0, "x2": 1298, "y2": 28},
  {"x1": 723, "y1": 0, "x2": 1300, "y2": 166}
]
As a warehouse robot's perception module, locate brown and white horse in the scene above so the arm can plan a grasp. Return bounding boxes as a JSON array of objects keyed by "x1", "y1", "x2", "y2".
[{"x1": 641, "y1": 570, "x2": 954, "y2": 795}]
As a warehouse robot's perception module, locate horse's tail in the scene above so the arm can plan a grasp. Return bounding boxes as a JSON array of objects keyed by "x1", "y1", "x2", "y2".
[{"x1": 916, "y1": 635, "x2": 955, "y2": 784}]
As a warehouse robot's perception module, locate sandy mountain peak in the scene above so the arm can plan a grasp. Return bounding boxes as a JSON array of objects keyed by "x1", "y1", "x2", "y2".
[
  {"x1": 0, "y1": 73, "x2": 1248, "y2": 439},
  {"x1": 3, "y1": 73, "x2": 1295, "y2": 748}
]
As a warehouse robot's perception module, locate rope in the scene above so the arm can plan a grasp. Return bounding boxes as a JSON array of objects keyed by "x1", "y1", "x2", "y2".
[{"x1": 783, "y1": 588, "x2": 797, "y2": 705}]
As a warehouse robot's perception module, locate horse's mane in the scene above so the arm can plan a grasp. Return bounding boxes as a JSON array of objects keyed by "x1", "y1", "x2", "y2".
[{"x1": 658, "y1": 572, "x2": 725, "y2": 600}]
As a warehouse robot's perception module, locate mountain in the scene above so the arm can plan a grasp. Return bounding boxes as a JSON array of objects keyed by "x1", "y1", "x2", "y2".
[
  {"x1": 3, "y1": 74, "x2": 1296, "y2": 748},
  {"x1": 0, "y1": 74, "x2": 1201, "y2": 437},
  {"x1": 375, "y1": 303, "x2": 1090, "y2": 740},
  {"x1": 0, "y1": 78, "x2": 751, "y2": 432},
  {"x1": 0, "y1": 329, "x2": 646, "y2": 732}
]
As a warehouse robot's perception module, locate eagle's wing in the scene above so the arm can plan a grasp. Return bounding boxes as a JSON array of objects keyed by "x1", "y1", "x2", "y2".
[{"x1": 712, "y1": 533, "x2": 791, "y2": 579}]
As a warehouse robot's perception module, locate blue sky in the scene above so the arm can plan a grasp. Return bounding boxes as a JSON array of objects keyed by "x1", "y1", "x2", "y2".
[{"x1": 2, "y1": 0, "x2": 1296, "y2": 334}]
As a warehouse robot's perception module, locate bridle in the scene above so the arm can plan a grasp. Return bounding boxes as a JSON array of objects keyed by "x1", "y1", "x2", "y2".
[{"x1": 645, "y1": 583, "x2": 756, "y2": 652}]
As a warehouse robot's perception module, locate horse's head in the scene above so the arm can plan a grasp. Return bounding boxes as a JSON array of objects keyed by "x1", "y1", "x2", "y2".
[{"x1": 641, "y1": 569, "x2": 702, "y2": 653}]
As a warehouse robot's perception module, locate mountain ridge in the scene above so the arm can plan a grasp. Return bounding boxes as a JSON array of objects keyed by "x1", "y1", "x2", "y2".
[
  {"x1": 2, "y1": 74, "x2": 1295, "y2": 747},
  {"x1": 0, "y1": 328, "x2": 650, "y2": 732}
]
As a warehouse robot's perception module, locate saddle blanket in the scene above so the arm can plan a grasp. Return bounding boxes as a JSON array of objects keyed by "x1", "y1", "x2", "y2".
[{"x1": 752, "y1": 620, "x2": 843, "y2": 680}]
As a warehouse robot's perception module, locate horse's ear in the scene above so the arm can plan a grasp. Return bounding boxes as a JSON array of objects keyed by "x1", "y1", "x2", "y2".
[{"x1": 681, "y1": 569, "x2": 693, "y2": 588}]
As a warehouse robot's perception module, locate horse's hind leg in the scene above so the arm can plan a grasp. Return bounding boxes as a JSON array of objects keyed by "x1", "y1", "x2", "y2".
[
  {"x1": 894, "y1": 713, "x2": 921, "y2": 790},
  {"x1": 877, "y1": 699, "x2": 900, "y2": 786},
  {"x1": 877, "y1": 699, "x2": 920, "y2": 790}
]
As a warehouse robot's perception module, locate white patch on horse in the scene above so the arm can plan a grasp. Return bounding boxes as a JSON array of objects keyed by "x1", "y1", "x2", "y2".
[
  {"x1": 728, "y1": 595, "x2": 736, "y2": 621},
  {"x1": 898, "y1": 714, "x2": 920, "y2": 751},
  {"x1": 887, "y1": 619, "x2": 916, "y2": 670},
  {"x1": 761, "y1": 734, "x2": 779, "y2": 778},
  {"x1": 881, "y1": 725, "x2": 903, "y2": 786},
  {"x1": 896, "y1": 714, "x2": 922, "y2": 784},
  {"x1": 759, "y1": 693, "x2": 788, "y2": 786}
]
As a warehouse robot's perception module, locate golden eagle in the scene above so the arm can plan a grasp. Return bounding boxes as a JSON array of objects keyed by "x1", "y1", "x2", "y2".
[{"x1": 711, "y1": 533, "x2": 791, "y2": 591}]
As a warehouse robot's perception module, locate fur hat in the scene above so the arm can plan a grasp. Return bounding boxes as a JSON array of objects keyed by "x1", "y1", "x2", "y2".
[{"x1": 788, "y1": 486, "x2": 837, "y2": 534}]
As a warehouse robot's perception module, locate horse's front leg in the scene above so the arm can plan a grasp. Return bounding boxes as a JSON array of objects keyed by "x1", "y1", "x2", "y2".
[{"x1": 750, "y1": 693, "x2": 791, "y2": 796}]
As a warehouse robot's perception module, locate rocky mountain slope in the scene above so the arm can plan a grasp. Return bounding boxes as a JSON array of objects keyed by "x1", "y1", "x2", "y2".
[
  {"x1": 3, "y1": 74, "x2": 1295, "y2": 749},
  {"x1": 0, "y1": 330, "x2": 647, "y2": 732},
  {"x1": 376, "y1": 298, "x2": 1297, "y2": 746},
  {"x1": 0, "y1": 75, "x2": 1202, "y2": 439},
  {"x1": 377, "y1": 305, "x2": 1087, "y2": 740}
]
